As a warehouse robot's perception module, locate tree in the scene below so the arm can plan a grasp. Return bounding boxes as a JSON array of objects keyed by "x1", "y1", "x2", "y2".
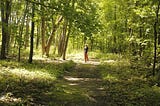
[
  {"x1": 18, "y1": 1, "x2": 29, "y2": 62},
  {"x1": 153, "y1": 0, "x2": 160, "y2": 76},
  {"x1": 0, "y1": 0, "x2": 11, "y2": 59},
  {"x1": 28, "y1": 1, "x2": 35, "y2": 63}
]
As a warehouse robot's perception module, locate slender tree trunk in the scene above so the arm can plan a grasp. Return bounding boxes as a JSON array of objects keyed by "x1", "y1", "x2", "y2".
[
  {"x1": 113, "y1": 5, "x2": 117, "y2": 53},
  {"x1": 62, "y1": 0, "x2": 74, "y2": 60},
  {"x1": 6, "y1": 1, "x2": 11, "y2": 55},
  {"x1": 63, "y1": 23, "x2": 71, "y2": 60},
  {"x1": 28, "y1": 1, "x2": 35, "y2": 63},
  {"x1": 36, "y1": 24, "x2": 40, "y2": 49},
  {"x1": 53, "y1": 30, "x2": 59, "y2": 55},
  {"x1": 18, "y1": 1, "x2": 28, "y2": 62},
  {"x1": 10, "y1": 15, "x2": 14, "y2": 47},
  {"x1": 58, "y1": 30, "x2": 64, "y2": 56},
  {"x1": 139, "y1": 27, "x2": 142, "y2": 57},
  {"x1": 40, "y1": 0, "x2": 46, "y2": 56},
  {"x1": 41, "y1": 15, "x2": 46, "y2": 56},
  {"x1": 159, "y1": 26, "x2": 160, "y2": 45},
  {"x1": 58, "y1": 21, "x2": 67, "y2": 56},
  {"x1": 45, "y1": 16, "x2": 63, "y2": 57},
  {"x1": 25, "y1": 15, "x2": 29, "y2": 49},
  {"x1": 61, "y1": 21, "x2": 68, "y2": 59},
  {"x1": 153, "y1": 1, "x2": 160, "y2": 76}
]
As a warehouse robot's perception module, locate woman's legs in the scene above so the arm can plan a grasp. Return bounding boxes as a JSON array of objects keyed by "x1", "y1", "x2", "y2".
[{"x1": 84, "y1": 53, "x2": 89, "y2": 62}]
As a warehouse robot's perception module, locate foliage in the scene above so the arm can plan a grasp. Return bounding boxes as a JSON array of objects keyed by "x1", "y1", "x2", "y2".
[{"x1": 1, "y1": 0, "x2": 160, "y2": 105}]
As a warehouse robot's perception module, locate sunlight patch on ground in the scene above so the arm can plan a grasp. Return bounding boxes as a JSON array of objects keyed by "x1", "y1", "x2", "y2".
[
  {"x1": 103, "y1": 60, "x2": 115, "y2": 63},
  {"x1": 33, "y1": 56, "x2": 64, "y2": 63},
  {"x1": 103, "y1": 74, "x2": 118, "y2": 82},
  {"x1": 0, "y1": 92, "x2": 21, "y2": 104},
  {"x1": 9, "y1": 68, "x2": 56, "y2": 81},
  {"x1": 68, "y1": 83, "x2": 79, "y2": 86},
  {"x1": 64, "y1": 76, "x2": 101, "y2": 82},
  {"x1": 33, "y1": 52, "x2": 101, "y2": 65}
]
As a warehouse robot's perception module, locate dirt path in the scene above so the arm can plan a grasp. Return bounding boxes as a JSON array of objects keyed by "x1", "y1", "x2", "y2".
[{"x1": 60, "y1": 62, "x2": 108, "y2": 105}]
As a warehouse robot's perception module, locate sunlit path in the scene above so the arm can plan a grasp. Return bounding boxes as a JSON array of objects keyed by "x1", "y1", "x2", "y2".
[
  {"x1": 66, "y1": 53, "x2": 101, "y2": 65},
  {"x1": 57, "y1": 60, "x2": 109, "y2": 105}
]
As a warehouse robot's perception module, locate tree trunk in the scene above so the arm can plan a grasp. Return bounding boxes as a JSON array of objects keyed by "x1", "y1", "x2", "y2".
[
  {"x1": 113, "y1": 5, "x2": 117, "y2": 53},
  {"x1": 28, "y1": 1, "x2": 35, "y2": 63},
  {"x1": 0, "y1": 0, "x2": 11, "y2": 59},
  {"x1": 58, "y1": 22, "x2": 67, "y2": 56},
  {"x1": 6, "y1": 1, "x2": 11, "y2": 55},
  {"x1": 36, "y1": 24, "x2": 40, "y2": 49},
  {"x1": 139, "y1": 27, "x2": 142, "y2": 57},
  {"x1": 45, "y1": 16, "x2": 63, "y2": 57},
  {"x1": 41, "y1": 15, "x2": 46, "y2": 56},
  {"x1": 153, "y1": 0, "x2": 160, "y2": 76},
  {"x1": 18, "y1": 1, "x2": 28, "y2": 62},
  {"x1": 63, "y1": 22, "x2": 71, "y2": 60},
  {"x1": 25, "y1": 15, "x2": 29, "y2": 49}
]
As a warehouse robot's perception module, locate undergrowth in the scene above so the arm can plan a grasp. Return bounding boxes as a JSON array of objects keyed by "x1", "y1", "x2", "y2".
[
  {"x1": 98, "y1": 55, "x2": 160, "y2": 106},
  {"x1": 0, "y1": 59, "x2": 85, "y2": 106},
  {"x1": 0, "y1": 53, "x2": 160, "y2": 106}
]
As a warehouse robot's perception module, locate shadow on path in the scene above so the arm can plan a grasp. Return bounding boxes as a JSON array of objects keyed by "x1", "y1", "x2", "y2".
[{"x1": 61, "y1": 62, "x2": 109, "y2": 105}]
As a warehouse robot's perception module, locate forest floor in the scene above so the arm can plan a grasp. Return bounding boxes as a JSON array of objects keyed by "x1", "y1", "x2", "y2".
[{"x1": 0, "y1": 53, "x2": 160, "y2": 106}]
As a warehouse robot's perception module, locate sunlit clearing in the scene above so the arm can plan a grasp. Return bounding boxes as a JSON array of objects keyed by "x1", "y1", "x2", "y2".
[
  {"x1": 67, "y1": 52, "x2": 84, "y2": 60},
  {"x1": 9, "y1": 68, "x2": 56, "y2": 81}
]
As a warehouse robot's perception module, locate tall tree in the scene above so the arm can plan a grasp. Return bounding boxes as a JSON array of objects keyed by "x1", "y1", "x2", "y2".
[
  {"x1": 18, "y1": 1, "x2": 28, "y2": 62},
  {"x1": 28, "y1": 1, "x2": 35, "y2": 63},
  {"x1": 0, "y1": 0, "x2": 11, "y2": 59},
  {"x1": 153, "y1": 0, "x2": 160, "y2": 76}
]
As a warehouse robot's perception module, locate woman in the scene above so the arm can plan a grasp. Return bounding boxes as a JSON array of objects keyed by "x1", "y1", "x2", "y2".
[{"x1": 84, "y1": 44, "x2": 89, "y2": 62}]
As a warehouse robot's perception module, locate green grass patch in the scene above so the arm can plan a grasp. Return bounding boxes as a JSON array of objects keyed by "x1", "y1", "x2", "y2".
[
  {"x1": 0, "y1": 59, "x2": 83, "y2": 105},
  {"x1": 98, "y1": 54, "x2": 160, "y2": 106}
]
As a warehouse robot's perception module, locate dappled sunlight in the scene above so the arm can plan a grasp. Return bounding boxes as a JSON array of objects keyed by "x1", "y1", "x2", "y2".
[
  {"x1": 64, "y1": 76, "x2": 101, "y2": 82},
  {"x1": 152, "y1": 85, "x2": 160, "y2": 93},
  {"x1": 33, "y1": 56, "x2": 64, "y2": 63},
  {"x1": 0, "y1": 92, "x2": 21, "y2": 104},
  {"x1": 68, "y1": 83, "x2": 79, "y2": 86},
  {"x1": 32, "y1": 51, "x2": 102, "y2": 65},
  {"x1": 103, "y1": 74, "x2": 119, "y2": 82},
  {"x1": 8, "y1": 68, "x2": 56, "y2": 81},
  {"x1": 67, "y1": 53, "x2": 101, "y2": 65},
  {"x1": 0, "y1": 53, "x2": 158, "y2": 105},
  {"x1": 103, "y1": 60, "x2": 115, "y2": 63}
]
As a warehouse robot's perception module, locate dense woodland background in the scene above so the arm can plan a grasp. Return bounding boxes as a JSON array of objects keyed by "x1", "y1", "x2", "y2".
[{"x1": 1, "y1": 0, "x2": 160, "y2": 105}]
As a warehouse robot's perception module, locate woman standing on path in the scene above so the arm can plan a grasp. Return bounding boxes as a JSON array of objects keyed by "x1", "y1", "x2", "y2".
[{"x1": 84, "y1": 44, "x2": 89, "y2": 62}]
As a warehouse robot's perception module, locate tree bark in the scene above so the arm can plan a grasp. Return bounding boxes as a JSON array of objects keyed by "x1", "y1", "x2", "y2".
[
  {"x1": 0, "y1": 0, "x2": 11, "y2": 59},
  {"x1": 62, "y1": 0, "x2": 74, "y2": 60},
  {"x1": 18, "y1": 1, "x2": 28, "y2": 62},
  {"x1": 45, "y1": 16, "x2": 63, "y2": 57},
  {"x1": 62, "y1": 22, "x2": 71, "y2": 60},
  {"x1": 41, "y1": 17, "x2": 46, "y2": 55},
  {"x1": 28, "y1": 1, "x2": 35, "y2": 63},
  {"x1": 25, "y1": 15, "x2": 29, "y2": 49},
  {"x1": 36, "y1": 23, "x2": 40, "y2": 49},
  {"x1": 153, "y1": 0, "x2": 160, "y2": 76},
  {"x1": 6, "y1": 0, "x2": 11, "y2": 55}
]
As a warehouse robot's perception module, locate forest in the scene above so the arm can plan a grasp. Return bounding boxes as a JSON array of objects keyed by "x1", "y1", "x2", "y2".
[{"x1": 0, "y1": 0, "x2": 160, "y2": 105}]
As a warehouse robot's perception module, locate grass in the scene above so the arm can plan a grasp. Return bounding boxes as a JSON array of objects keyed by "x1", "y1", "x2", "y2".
[
  {"x1": 0, "y1": 59, "x2": 86, "y2": 106},
  {"x1": 0, "y1": 53, "x2": 160, "y2": 105},
  {"x1": 97, "y1": 54, "x2": 160, "y2": 106}
]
